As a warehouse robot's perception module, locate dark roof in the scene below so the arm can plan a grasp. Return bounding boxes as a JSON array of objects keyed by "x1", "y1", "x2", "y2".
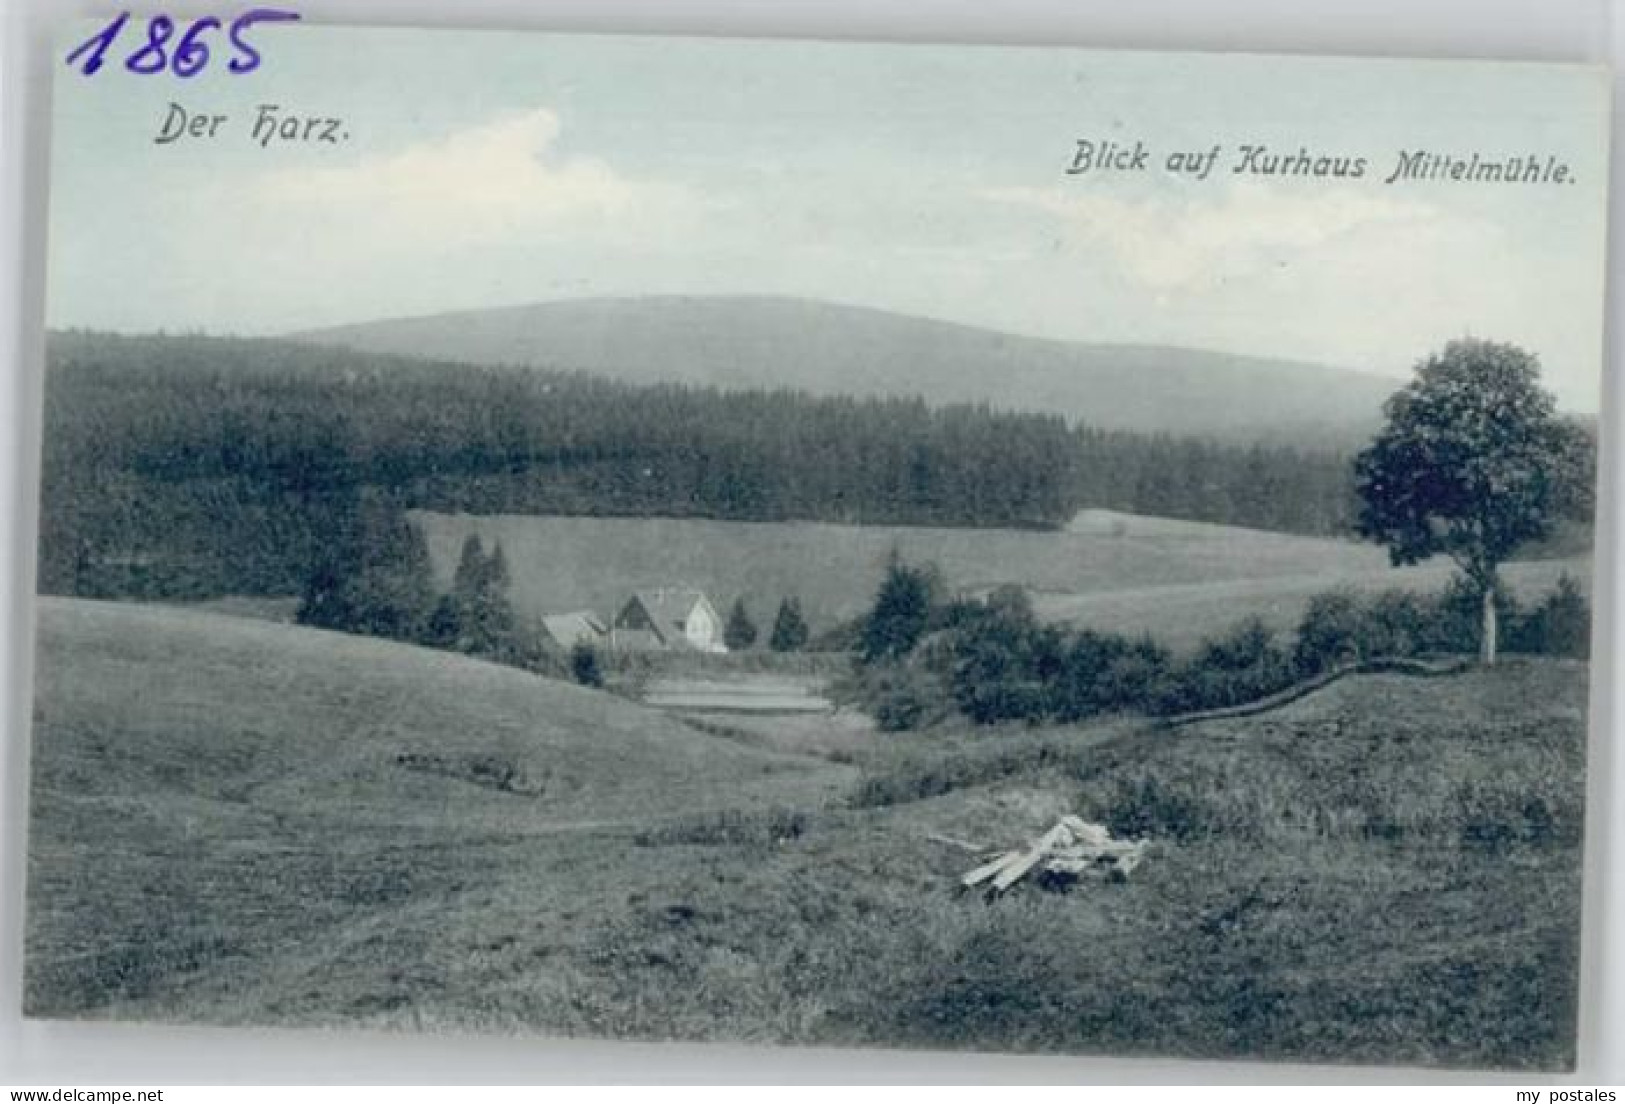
[
  {"x1": 615, "y1": 589, "x2": 717, "y2": 645},
  {"x1": 631, "y1": 589, "x2": 709, "y2": 627}
]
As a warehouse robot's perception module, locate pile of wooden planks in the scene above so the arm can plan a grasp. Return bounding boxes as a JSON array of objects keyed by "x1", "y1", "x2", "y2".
[{"x1": 959, "y1": 816, "x2": 1148, "y2": 895}]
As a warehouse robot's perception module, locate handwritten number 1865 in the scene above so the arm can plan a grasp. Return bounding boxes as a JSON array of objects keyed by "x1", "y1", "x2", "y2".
[{"x1": 66, "y1": 9, "x2": 301, "y2": 78}]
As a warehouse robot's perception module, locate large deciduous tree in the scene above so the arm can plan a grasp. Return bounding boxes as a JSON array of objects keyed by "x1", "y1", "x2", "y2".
[{"x1": 1353, "y1": 339, "x2": 1591, "y2": 665}]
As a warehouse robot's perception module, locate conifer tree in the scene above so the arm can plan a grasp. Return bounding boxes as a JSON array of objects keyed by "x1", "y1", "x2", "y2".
[
  {"x1": 724, "y1": 598, "x2": 758, "y2": 651},
  {"x1": 769, "y1": 596, "x2": 810, "y2": 652}
]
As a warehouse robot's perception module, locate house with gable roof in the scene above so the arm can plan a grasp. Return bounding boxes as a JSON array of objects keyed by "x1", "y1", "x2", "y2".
[
  {"x1": 539, "y1": 611, "x2": 609, "y2": 650},
  {"x1": 610, "y1": 588, "x2": 727, "y2": 653}
]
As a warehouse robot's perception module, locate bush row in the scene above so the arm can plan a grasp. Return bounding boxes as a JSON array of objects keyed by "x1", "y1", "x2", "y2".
[
  {"x1": 1295, "y1": 574, "x2": 1589, "y2": 673},
  {"x1": 847, "y1": 561, "x2": 1590, "y2": 731}
]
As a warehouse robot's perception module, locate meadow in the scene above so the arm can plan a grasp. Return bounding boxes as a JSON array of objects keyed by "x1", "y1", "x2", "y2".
[
  {"x1": 415, "y1": 509, "x2": 1588, "y2": 650},
  {"x1": 25, "y1": 598, "x2": 1585, "y2": 1069}
]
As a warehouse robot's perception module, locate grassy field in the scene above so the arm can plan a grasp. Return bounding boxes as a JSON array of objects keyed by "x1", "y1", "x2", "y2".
[
  {"x1": 848, "y1": 663, "x2": 1585, "y2": 1068},
  {"x1": 1028, "y1": 558, "x2": 1585, "y2": 649},
  {"x1": 25, "y1": 599, "x2": 851, "y2": 1019},
  {"x1": 25, "y1": 599, "x2": 1585, "y2": 1069},
  {"x1": 414, "y1": 510, "x2": 1588, "y2": 650}
]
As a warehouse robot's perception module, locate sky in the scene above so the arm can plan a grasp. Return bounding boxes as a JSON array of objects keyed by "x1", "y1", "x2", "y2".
[{"x1": 46, "y1": 25, "x2": 1611, "y2": 408}]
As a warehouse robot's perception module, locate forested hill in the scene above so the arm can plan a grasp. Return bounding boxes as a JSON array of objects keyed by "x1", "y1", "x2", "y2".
[
  {"x1": 37, "y1": 331, "x2": 1357, "y2": 600},
  {"x1": 298, "y1": 296, "x2": 1397, "y2": 446}
]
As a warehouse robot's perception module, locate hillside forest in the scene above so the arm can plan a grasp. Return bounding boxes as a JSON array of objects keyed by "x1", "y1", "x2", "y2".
[{"x1": 39, "y1": 332, "x2": 1367, "y2": 601}]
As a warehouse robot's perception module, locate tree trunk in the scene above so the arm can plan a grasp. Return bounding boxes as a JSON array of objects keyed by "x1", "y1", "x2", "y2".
[{"x1": 1481, "y1": 583, "x2": 1498, "y2": 666}]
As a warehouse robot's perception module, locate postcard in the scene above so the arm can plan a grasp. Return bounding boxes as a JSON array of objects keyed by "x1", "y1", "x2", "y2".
[{"x1": 25, "y1": 22, "x2": 1610, "y2": 1071}]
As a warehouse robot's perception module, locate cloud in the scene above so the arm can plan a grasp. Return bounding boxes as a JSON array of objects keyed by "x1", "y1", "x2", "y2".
[
  {"x1": 985, "y1": 182, "x2": 1437, "y2": 293},
  {"x1": 970, "y1": 177, "x2": 1574, "y2": 393},
  {"x1": 256, "y1": 108, "x2": 694, "y2": 244}
]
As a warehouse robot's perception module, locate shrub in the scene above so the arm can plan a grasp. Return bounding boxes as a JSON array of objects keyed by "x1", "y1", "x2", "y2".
[
  {"x1": 851, "y1": 593, "x2": 1302, "y2": 728},
  {"x1": 953, "y1": 668, "x2": 1049, "y2": 725},
  {"x1": 1197, "y1": 616, "x2": 1277, "y2": 672},
  {"x1": 1098, "y1": 639, "x2": 1175, "y2": 711},
  {"x1": 1294, "y1": 588, "x2": 1433, "y2": 673},
  {"x1": 1509, "y1": 573, "x2": 1589, "y2": 658},
  {"x1": 1293, "y1": 590, "x2": 1364, "y2": 673},
  {"x1": 1150, "y1": 619, "x2": 1297, "y2": 715},
  {"x1": 844, "y1": 567, "x2": 1595, "y2": 731},
  {"x1": 1426, "y1": 575, "x2": 1521, "y2": 655},
  {"x1": 864, "y1": 662, "x2": 950, "y2": 732},
  {"x1": 1052, "y1": 630, "x2": 1129, "y2": 721},
  {"x1": 946, "y1": 587, "x2": 1062, "y2": 725},
  {"x1": 570, "y1": 642, "x2": 604, "y2": 687},
  {"x1": 1103, "y1": 774, "x2": 1205, "y2": 842},
  {"x1": 1363, "y1": 589, "x2": 1433, "y2": 658},
  {"x1": 1294, "y1": 581, "x2": 1556, "y2": 671},
  {"x1": 1052, "y1": 631, "x2": 1172, "y2": 721}
]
